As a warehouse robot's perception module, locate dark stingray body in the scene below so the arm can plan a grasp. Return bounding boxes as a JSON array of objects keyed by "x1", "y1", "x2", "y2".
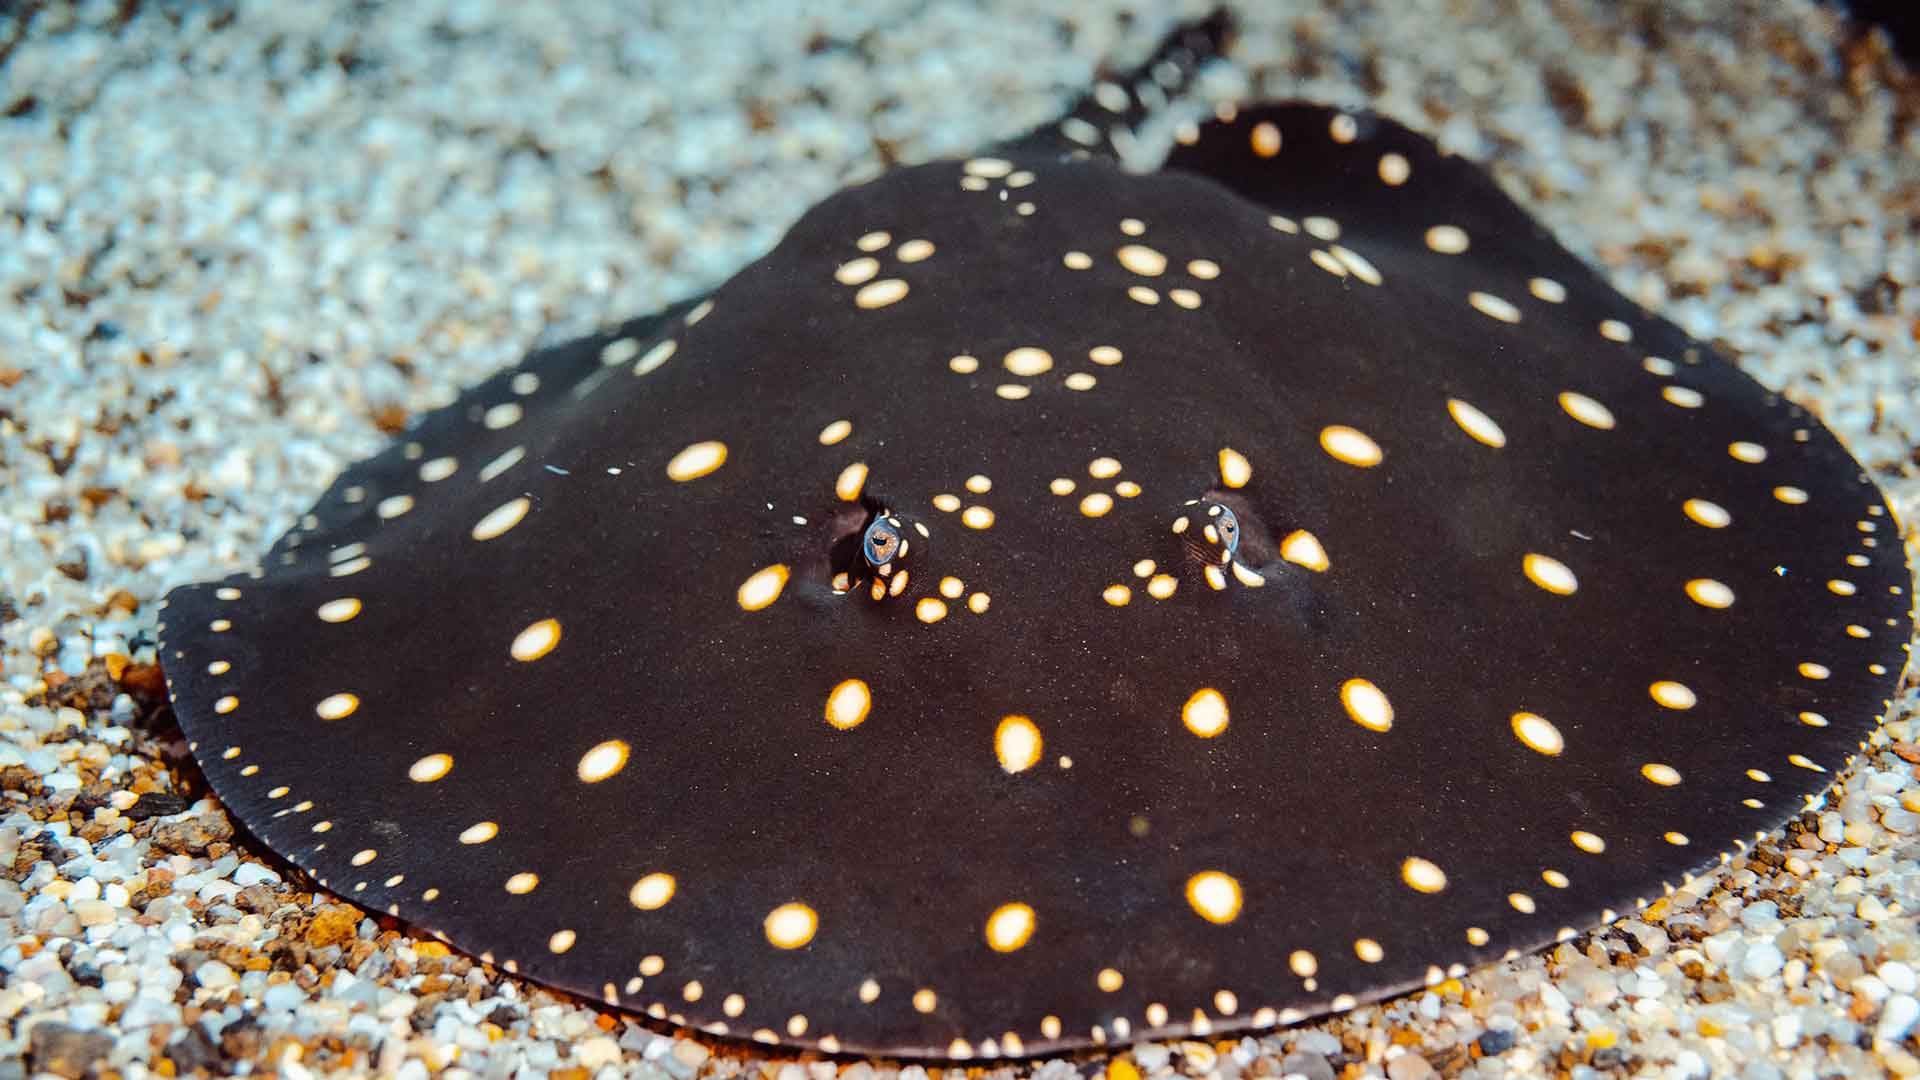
[{"x1": 157, "y1": 29, "x2": 1913, "y2": 1062}]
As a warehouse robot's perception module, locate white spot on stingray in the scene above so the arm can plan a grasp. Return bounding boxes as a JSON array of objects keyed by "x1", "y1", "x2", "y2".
[
  {"x1": 483, "y1": 403, "x2": 522, "y2": 430},
  {"x1": 835, "y1": 257, "x2": 879, "y2": 285},
  {"x1": 1447, "y1": 398, "x2": 1506, "y2": 447},
  {"x1": 1320, "y1": 426, "x2": 1382, "y2": 467},
  {"x1": 1559, "y1": 392, "x2": 1615, "y2": 430},
  {"x1": 634, "y1": 339, "x2": 676, "y2": 375},
  {"x1": 995, "y1": 715, "x2": 1043, "y2": 772},
  {"x1": 1468, "y1": 292, "x2": 1521, "y2": 324},
  {"x1": 409, "y1": 754, "x2": 453, "y2": 782},
  {"x1": 1250, "y1": 122, "x2": 1281, "y2": 157},
  {"x1": 1004, "y1": 347, "x2": 1054, "y2": 376},
  {"x1": 1303, "y1": 216, "x2": 1340, "y2": 241},
  {"x1": 1599, "y1": 319, "x2": 1633, "y2": 343},
  {"x1": 1188, "y1": 259, "x2": 1221, "y2": 279},
  {"x1": 1663, "y1": 385, "x2": 1704, "y2": 409},
  {"x1": 984, "y1": 903, "x2": 1036, "y2": 952},
  {"x1": 1182, "y1": 688, "x2": 1230, "y2": 738},
  {"x1": 1401, "y1": 858, "x2": 1447, "y2": 894},
  {"x1": 1219, "y1": 448, "x2": 1252, "y2": 489},
  {"x1": 1425, "y1": 226, "x2": 1469, "y2": 254},
  {"x1": 826, "y1": 679, "x2": 871, "y2": 731},
  {"x1": 667, "y1": 441, "x2": 728, "y2": 482},
  {"x1": 317, "y1": 598, "x2": 361, "y2": 623},
  {"x1": 1185, "y1": 871, "x2": 1242, "y2": 923},
  {"x1": 1773, "y1": 486, "x2": 1808, "y2": 505},
  {"x1": 1529, "y1": 277, "x2": 1567, "y2": 303},
  {"x1": 818, "y1": 419, "x2": 852, "y2": 445},
  {"x1": 855, "y1": 279, "x2": 909, "y2": 309},
  {"x1": 377, "y1": 494, "x2": 413, "y2": 520},
  {"x1": 856, "y1": 229, "x2": 894, "y2": 250},
  {"x1": 630, "y1": 873, "x2": 676, "y2": 910},
  {"x1": 1729, "y1": 441, "x2": 1768, "y2": 463},
  {"x1": 836, "y1": 462, "x2": 869, "y2": 501},
  {"x1": 479, "y1": 446, "x2": 524, "y2": 482},
  {"x1": 1117, "y1": 245, "x2": 1168, "y2": 276},
  {"x1": 1523, "y1": 554, "x2": 1578, "y2": 596},
  {"x1": 576, "y1": 740, "x2": 630, "y2": 783},
  {"x1": 419, "y1": 457, "x2": 458, "y2": 482},
  {"x1": 1511, "y1": 713, "x2": 1563, "y2": 756},
  {"x1": 1378, "y1": 152, "x2": 1410, "y2": 185},
  {"x1": 1089, "y1": 345, "x2": 1123, "y2": 366},
  {"x1": 738, "y1": 565, "x2": 790, "y2": 612},
  {"x1": 1063, "y1": 251, "x2": 1093, "y2": 270},
  {"x1": 459, "y1": 822, "x2": 498, "y2": 844},
  {"x1": 1642, "y1": 763, "x2": 1682, "y2": 786},
  {"x1": 1330, "y1": 245, "x2": 1381, "y2": 284},
  {"x1": 511, "y1": 618, "x2": 561, "y2": 662},
  {"x1": 1685, "y1": 579, "x2": 1734, "y2": 609},
  {"x1": 1281, "y1": 530, "x2": 1329, "y2": 572},
  {"x1": 472, "y1": 496, "x2": 531, "y2": 541},
  {"x1": 962, "y1": 505, "x2": 995, "y2": 529},
  {"x1": 1127, "y1": 285, "x2": 1160, "y2": 305},
  {"x1": 1341, "y1": 679, "x2": 1393, "y2": 733},
  {"x1": 896, "y1": 239, "x2": 935, "y2": 262},
  {"x1": 315, "y1": 693, "x2": 359, "y2": 721},
  {"x1": 764, "y1": 903, "x2": 818, "y2": 949},
  {"x1": 949, "y1": 354, "x2": 980, "y2": 374},
  {"x1": 1683, "y1": 499, "x2": 1730, "y2": 528}
]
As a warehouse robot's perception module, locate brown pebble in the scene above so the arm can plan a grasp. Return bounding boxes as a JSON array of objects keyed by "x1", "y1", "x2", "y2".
[{"x1": 305, "y1": 906, "x2": 361, "y2": 949}]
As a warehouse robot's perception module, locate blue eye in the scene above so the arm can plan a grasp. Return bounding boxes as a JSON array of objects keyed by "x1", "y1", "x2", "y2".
[{"x1": 862, "y1": 518, "x2": 902, "y2": 567}]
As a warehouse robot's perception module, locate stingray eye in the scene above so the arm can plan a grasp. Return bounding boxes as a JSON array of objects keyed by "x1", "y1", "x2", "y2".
[
  {"x1": 862, "y1": 518, "x2": 902, "y2": 567},
  {"x1": 1209, "y1": 505, "x2": 1242, "y2": 561}
]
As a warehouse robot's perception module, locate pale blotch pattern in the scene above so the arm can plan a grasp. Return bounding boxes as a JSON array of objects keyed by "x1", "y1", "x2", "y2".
[
  {"x1": 629, "y1": 873, "x2": 676, "y2": 911},
  {"x1": 471, "y1": 496, "x2": 531, "y2": 541},
  {"x1": 1289, "y1": 950, "x2": 1318, "y2": 977},
  {"x1": 510, "y1": 618, "x2": 562, "y2": 662},
  {"x1": 1559, "y1": 392, "x2": 1616, "y2": 430},
  {"x1": 995, "y1": 715, "x2": 1044, "y2": 773},
  {"x1": 818, "y1": 419, "x2": 852, "y2": 446},
  {"x1": 315, "y1": 693, "x2": 359, "y2": 721},
  {"x1": 949, "y1": 354, "x2": 980, "y2": 374},
  {"x1": 1185, "y1": 871, "x2": 1243, "y2": 924},
  {"x1": 1510, "y1": 712, "x2": 1563, "y2": 756},
  {"x1": 1250, "y1": 122, "x2": 1281, "y2": 157},
  {"x1": 1729, "y1": 441, "x2": 1768, "y2": 464},
  {"x1": 1599, "y1": 319, "x2": 1633, "y2": 343},
  {"x1": 1446, "y1": 398, "x2": 1506, "y2": 447},
  {"x1": 1774, "y1": 485, "x2": 1809, "y2": 505},
  {"x1": 1401, "y1": 857, "x2": 1448, "y2": 894},
  {"x1": 1378, "y1": 152, "x2": 1410, "y2": 185},
  {"x1": 1685, "y1": 579, "x2": 1735, "y2": 609},
  {"x1": 667, "y1": 441, "x2": 728, "y2": 482},
  {"x1": 408, "y1": 753, "x2": 453, "y2": 782},
  {"x1": 459, "y1": 822, "x2": 498, "y2": 845},
  {"x1": 576, "y1": 740, "x2": 630, "y2": 783},
  {"x1": 1683, "y1": 499, "x2": 1731, "y2": 528},
  {"x1": 548, "y1": 930, "x2": 577, "y2": 954},
  {"x1": 1182, "y1": 688, "x2": 1230, "y2": 738},
  {"x1": 765, "y1": 903, "x2": 819, "y2": 949},
  {"x1": 1320, "y1": 425, "x2": 1382, "y2": 467},
  {"x1": 897, "y1": 239, "x2": 935, "y2": 262},
  {"x1": 1663, "y1": 386, "x2": 1705, "y2": 409},
  {"x1": 1571, "y1": 831, "x2": 1607, "y2": 854},
  {"x1": 855, "y1": 279, "x2": 909, "y2": 309},
  {"x1": 1089, "y1": 345, "x2": 1123, "y2": 366},
  {"x1": 377, "y1": 494, "x2": 414, "y2": 520},
  {"x1": 1642, "y1": 763, "x2": 1682, "y2": 786},
  {"x1": 1003, "y1": 347, "x2": 1054, "y2": 376},
  {"x1": 1355, "y1": 939, "x2": 1385, "y2": 963},
  {"x1": 634, "y1": 339, "x2": 676, "y2": 376},
  {"x1": 737, "y1": 565, "x2": 790, "y2": 612},
  {"x1": 962, "y1": 505, "x2": 996, "y2": 529},
  {"x1": 419, "y1": 456, "x2": 458, "y2": 482},
  {"x1": 984, "y1": 902, "x2": 1037, "y2": 953},
  {"x1": 1341, "y1": 679, "x2": 1393, "y2": 733},
  {"x1": 1468, "y1": 291, "x2": 1521, "y2": 324},
  {"x1": 835, "y1": 257, "x2": 879, "y2": 285},
  {"x1": 1116, "y1": 245, "x2": 1168, "y2": 276},
  {"x1": 1523, "y1": 554, "x2": 1578, "y2": 596},
  {"x1": 1218, "y1": 448, "x2": 1252, "y2": 488},
  {"x1": 836, "y1": 462, "x2": 870, "y2": 502},
  {"x1": 316, "y1": 595, "x2": 360, "y2": 622},
  {"x1": 1529, "y1": 277, "x2": 1567, "y2": 303},
  {"x1": 1423, "y1": 225, "x2": 1471, "y2": 255},
  {"x1": 826, "y1": 679, "x2": 872, "y2": 731},
  {"x1": 1281, "y1": 530, "x2": 1330, "y2": 572},
  {"x1": 505, "y1": 873, "x2": 539, "y2": 894}
]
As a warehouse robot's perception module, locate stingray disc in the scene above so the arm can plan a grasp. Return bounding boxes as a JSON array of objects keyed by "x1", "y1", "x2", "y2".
[{"x1": 158, "y1": 21, "x2": 1913, "y2": 1063}]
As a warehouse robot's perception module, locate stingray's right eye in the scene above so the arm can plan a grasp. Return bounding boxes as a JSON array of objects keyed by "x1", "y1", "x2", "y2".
[{"x1": 862, "y1": 518, "x2": 903, "y2": 568}]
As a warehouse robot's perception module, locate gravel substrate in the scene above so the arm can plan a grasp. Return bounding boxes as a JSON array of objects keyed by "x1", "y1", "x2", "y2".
[{"x1": 3, "y1": 1, "x2": 1918, "y2": 1077}]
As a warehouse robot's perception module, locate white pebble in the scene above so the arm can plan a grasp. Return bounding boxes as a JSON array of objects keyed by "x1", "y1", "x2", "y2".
[
  {"x1": 233, "y1": 863, "x2": 282, "y2": 887},
  {"x1": 195, "y1": 960, "x2": 238, "y2": 990},
  {"x1": 1743, "y1": 942, "x2": 1785, "y2": 979},
  {"x1": 1883, "y1": 962, "x2": 1918, "y2": 995},
  {"x1": 1880, "y1": 995, "x2": 1920, "y2": 1045}
]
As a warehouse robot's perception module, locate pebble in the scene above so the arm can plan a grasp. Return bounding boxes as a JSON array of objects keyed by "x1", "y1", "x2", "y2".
[
  {"x1": 1385, "y1": 1054, "x2": 1435, "y2": 1080},
  {"x1": 1879, "y1": 995, "x2": 1920, "y2": 1045},
  {"x1": 1744, "y1": 943, "x2": 1786, "y2": 980}
]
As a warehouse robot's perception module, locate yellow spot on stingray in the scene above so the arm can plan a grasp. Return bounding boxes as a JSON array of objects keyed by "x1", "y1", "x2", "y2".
[
  {"x1": 1510, "y1": 712, "x2": 1563, "y2": 755},
  {"x1": 985, "y1": 903, "x2": 1036, "y2": 952},
  {"x1": 1188, "y1": 259, "x2": 1220, "y2": 279},
  {"x1": 855, "y1": 279, "x2": 909, "y2": 309},
  {"x1": 1379, "y1": 152, "x2": 1410, "y2": 185},
  {"x1": 408, "y1": 754, "x2": 453, "y2": 783},
  {"x1": 1097, "y1": 968, "x2": 1124, "y2": 992},
  {"x1": 1289, "y1": 950, "x2": 1318, "y2": 977},
  {"x1": 1355, "y1": 939, "x2": 1385, "y2": 963},
  {"x1": 1320, "y1": 425, "x2": 1382, "y2": 467},
  {"x1": 933, "y1": 493, "x2": 961, "y2": 512},
  {"x1": 351, "y1": 849, "x2": 376, "y2": 866},
  {"x1": 1447, "y1": 398, "x2": 1506, "y2": 447},
  {"x1": 913, "y1": 988, "x2": 937, "y2": 1013},
  {"x1": 1182, "y1": 688, "x2": 1230, "y2": 738},
  {"x1": 994, "y1": 384, "x2": 1030, "y2": 400},
  {"x1": 764, "y1": 903, "x2": 818, "y2": 949},
  {"x1": 857, "y1": 229, "x2": 894, "y2": 249},
  {"x1": 1641, "y1": 763, "x2": 1682, "y2": 786},
  {"x1": 1600, "y1": 319, "x2": 1633, "y2": 343},
  {"x1": 1571, "y1": 831, "x2": 1606, "y2": 854},
  {"x1": 995, "y1": 715, "x2": 1043, "y2": 773},
  {"x1": 1004, "y1": 347, "x2": 1054, "y2": 376},
  {"x1": 818, "y1": 419, "x2": 852, "y2": 445},
  {"x1": 1509, "y1": 893, "x2": 1536, "y2": 914},
  {"x1": 896, "y1": 239, "x2": 935, "y2": 262},
  {"x1": 940, "y1": 576, "x2": 965, "y2": 599},
  {"x1": 215, "y1": 695, "x2": 238, "y2": 714},
  {"x1": 315, "y1": 693, "x2": 359, "y2": 721},
  {"x1": 1683, "y1": 499, "x2": 1730, "y2": 528},
  {"x1": 634, "y1": 339, "x2": 675, "y2": 375},
  {"x1": 1218, "y1": 448, "x2": 1252, "y2": 488},
  {"x1": 962, "y1": 505, "x2": 995, "y2": 529},
  {"x1": 1774, "y1": 486, "x2": 1808, "y2": 505},
  {"x1": 1663, "y1": 385, "x2": 1704, "y2": 408},
  {"x1": 1829, "y1": 579, "x2": 1857, "y2": 596},
  {"x1": 1798, "y1": 662, "x2": 1829, "y2": 680},
  {"x1": 511, "y1": 618, "x2": 561, "y2": 661},
  {"x1": 1523, "y1": 554, "x2": 1578, "y2": 596},
  {"x1": 1065, "y1": 372, "x2": 1096, "y2": 391},
  {"x1": 1186, "y1": 871, "x2": 1243, "y2": 924},
  {"x1": 1402, "y1": 857, "x2": 1448, "y2": 893},
  {"x1": 1281, "y1": 530, "x2": 1330, "y2": 572},
  {"x1": 505, "y1": 872, "x2": 539, "y2": 894},
  {"x1": 1729, "y1": 441, "x2": 1767, "y2": 463},
  {"x1": 1529, "y1": 277, "x2": 1567, "y2": 303},
  {"x1": 1426, "y1": 225, "x2": 1469, "y2": 254},
  {"x1": 459, "y1": 822, "x2": 498, "y2": 844},
  {"x1": 1250, "y1": 122, "x2": 1281, "y2": 157},
  {"x1": 1103, "y1": 584, "x2": 1132, "y2": 606},
  {"x1": 1650, "y1": 681, "x2": 1697, "y2": 710},
  {"x1": 1080, "y1": 492, "x2": 1114, "y2": 518},
  {"x1": 576, "y1": 740, "x2": 630, "y2": 783},
  {"x1": 1063, "y1": 251, "x2": 1093, "y2": 270},
  {"x1": 1089, "y1": 345, "x2": 1123, "y2": 365},
  {"x1": 1147, "y1": 574, "x2": 1178, "y2": 600},
  {"x1": 667, "y1": 441, "x2": 728, "y2": 482},
  {"x1": 834, "y1": 258, "x2": 878, "y2": 286},
  {"x1": 915, "y1": 597, "x2": 948, "y2": 624},
  {"x1": 471, "y1": 496, "x2": 531, "y2": 541},
  {"x1": 548, "y1": 930, "x2": 576, "y2": 954},
  {"x1": 737, "y1": 565, "x2": 790, "y2": 611},
  {"x1": 949, "y1": 354, "x2": 979, "y2": 374},
  {"x1": 1341, "y1": 679, "x2": 1393, "y2": 733},
  {"x1": 1469, "y1": 291, "x2": 1521, "y2": 323},
  {"x1": 1128, "y1": 285, "x2": 1159, "y2": 305},
  {"x1": 835, "y1": 462, "x2": 869, "y2": 501},
  {"x1": 1116, "y1": 244, "x2": 1168, "y2": 276},
  {"x1": 1558, "y1": 392, "x2": 1615, "y2": 429},
  {"x1": 316, "y1": 597, "x2": 361, "y2": 622},
  {"x1": 629, "y1": 873, "x2": 676, "y2": 910},
  {"x1": 1685, "y1": 579, "x2": 1734, "y2": 609},
  {"x1": 207, "y1": 661, "x2": 230, "y2": 675},
  {"x1": 965, "y1": 474, "x2": 991, "y2": 494},
  {"x1": 826, "y1": 679, "x2": 872, "y2": 730}
]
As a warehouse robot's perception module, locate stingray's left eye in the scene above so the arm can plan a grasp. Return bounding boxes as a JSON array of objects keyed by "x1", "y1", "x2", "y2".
[
  {"x1": 862, "y1": 518, "x2": 903, "y2": 567},
  {"x1": 1209, "y1": 506, "x2": 1242, "y2": 561}
]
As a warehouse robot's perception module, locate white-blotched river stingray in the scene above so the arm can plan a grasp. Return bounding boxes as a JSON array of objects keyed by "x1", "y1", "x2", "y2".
[{"x1": 156, "y1": 12, "x2": 1914, "y2": 1061}]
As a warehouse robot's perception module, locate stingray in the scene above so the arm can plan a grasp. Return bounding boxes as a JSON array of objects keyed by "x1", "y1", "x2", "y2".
[{"x1": 156, "y1": 12, "x2": 1913, "y2": 1061}]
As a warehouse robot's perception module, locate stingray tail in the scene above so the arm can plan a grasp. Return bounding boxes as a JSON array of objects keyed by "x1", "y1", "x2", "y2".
[{"x1": 994, "y1": 8, "x2": 1233, "y2": 163}]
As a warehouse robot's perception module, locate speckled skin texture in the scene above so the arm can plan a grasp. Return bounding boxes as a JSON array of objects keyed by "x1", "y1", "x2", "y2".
[{"x1": 156, "y1": 91, "x2": 1914, "y2": 1057}]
